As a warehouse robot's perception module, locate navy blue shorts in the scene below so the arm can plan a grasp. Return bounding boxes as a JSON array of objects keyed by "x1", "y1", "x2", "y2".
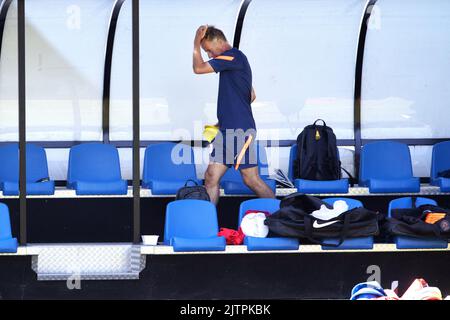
[{"x1": 210, "y1": 129, "x2": 257, "y2": 170}]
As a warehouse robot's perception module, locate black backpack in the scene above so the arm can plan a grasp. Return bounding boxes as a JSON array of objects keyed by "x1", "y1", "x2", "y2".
[
  {"x1": 293, "y1": 119, "x2": 348, "y2": 181},
  {"x1": 176, "y1": 179, "x2": 210, "y2": 201}
]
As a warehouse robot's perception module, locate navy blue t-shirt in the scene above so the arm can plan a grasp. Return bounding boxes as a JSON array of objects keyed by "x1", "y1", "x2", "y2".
[{"x1": 208, "y1": 48, "x2": 256, "y2": 131}]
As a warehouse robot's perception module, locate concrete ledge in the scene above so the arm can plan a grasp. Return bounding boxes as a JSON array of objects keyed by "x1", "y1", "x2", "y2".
[
  {"x1": 2, "y1": 242, "x2": 449, "y2": 258},
  {"x1": 140, "y1": 243, "x2": 450, "y2": 255},
  {"x1": 1, "y1": 185, "x2": 449, "y2": 199}
]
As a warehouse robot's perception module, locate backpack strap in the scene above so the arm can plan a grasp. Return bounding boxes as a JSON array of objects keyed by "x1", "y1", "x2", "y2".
[
  {"x1": 313, "y1": 119, "x2": 326, "y2": 127},
  {"x1": 184, "y1": 179, "x2": 199, "y2": 187},
  {"x1": 295, "y1": 129, "x2": 309, "y2": 179},
  {"x1": 341, "y1": 167, "x2": 355, "y2": 187}
]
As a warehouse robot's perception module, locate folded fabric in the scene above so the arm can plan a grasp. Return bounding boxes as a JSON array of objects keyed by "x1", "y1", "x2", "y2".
[
  {"x1": 240, "y1": 210, "x2": 270, "y2": 238},
  {"x1": 350, "y1": 278, "x2": 443, "y2": 300},
  {"x1": 400, "y1": 278, "x2": 442, "y2": 300},
  {"x1": 424, "y1": 212, "x2": 447, "y2": 224},
  {"x1": 350, "y1": 281, "x2": 386, "y2": 300},
  {"x1": 218, "y1": 228, "x2": 245, "y2": 245},
  {"x1": 218, "y1": 210, "x2": 272, "y2": 244},
  {"x1": 311, "y1": 200, "x2": 349, "y2": 221},
  {"x1": 203, "y1": 124, "x2": 219, "y2": 143},
  {"x1": 351, "y1": 287, "x2": 386, "y2": 300},
  {"x1": 379, "y1": 289, "x2": 400, "y2": 300},
  {"x1": 351, "y1": 288, "x2": 385, "y2": 300}
]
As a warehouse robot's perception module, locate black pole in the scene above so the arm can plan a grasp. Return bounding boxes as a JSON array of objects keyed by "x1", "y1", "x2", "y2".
[
  {"x1": 0, "y1": 0, "x2": 13, "y2": 60},
  {"x1": 132, "y1": 0, "x2": 140, "y2": 244},
  {"x1": 233, "y1": 0, "x2": 252, "y2": 49},
  {"x1": 18, "y1": 0, "x2": 26, "y2": 245},
  {"x1": 103, "y1": 0, "x2": 126, "y2": 144},
  {"x1": 354, "y1": 0, "x2": 378, "y2": 184}
]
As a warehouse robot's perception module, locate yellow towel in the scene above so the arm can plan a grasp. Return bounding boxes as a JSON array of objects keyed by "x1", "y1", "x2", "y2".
[{"x1": 203, "y1": 124, "x2": 219, "y2": 143}]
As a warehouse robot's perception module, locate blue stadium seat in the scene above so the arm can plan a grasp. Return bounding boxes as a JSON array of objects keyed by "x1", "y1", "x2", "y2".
[
  {"x1": 67, "y1": 143, "x2": 127, "y2": 195},
  {"x1": 0, "y1": 143, "x2": 54, "y2": 195},
  {"x1": 430, "y1": 141, "x2": 450, "y2": 192},
  {"x1": 388, "y1": 197, "x2": 447, "y2": 249},
  {"x1": 221, "y1": 143, "x2": 276, "y2": 195},
  {"x1": 359, "y1": 141, "x2": 420, "y2": 193},
  {"x1": 321, "y1": 198, "x2": 374, "y2": 250},
  {"x1": 239, "y1": 198, "x2": 299, "y2": 251},
  {"x1": 288, "y1": 144, "x2": 349, "y2": 194},
  {"x1": 164, "y1": 200, "x2": 226, "y2": 252},
  {"x1": 142, "y1": 142, "x2": 202, "y2": 195},
  {"x1": 0, "y1": 203, "x2": 18, "y2": 253}
]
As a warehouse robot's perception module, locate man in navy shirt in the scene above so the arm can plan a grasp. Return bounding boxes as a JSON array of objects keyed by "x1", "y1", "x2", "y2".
[{"x1": 193, "y1": 25, "x2": 275, "y2": 204}]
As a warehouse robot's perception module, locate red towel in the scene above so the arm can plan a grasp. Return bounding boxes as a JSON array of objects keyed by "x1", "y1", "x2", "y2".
[
  {"x1": 217, "y1": 210, "x2": 271, "y2": 245},
  {"x1": 218, "y1": 228, "x2": 245, "y2": 245}
]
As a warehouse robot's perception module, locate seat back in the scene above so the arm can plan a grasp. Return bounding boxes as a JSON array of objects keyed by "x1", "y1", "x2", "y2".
[
  {"x1": 0, "y1": 203, "x2": 13, "y2": 239},
  {"x1": 388, "y1": 197, "x2": 437, "y2": 218},
  {"x1": 322, "y1": 197, "x2": 363, "y2": 210},
  {"x1": 67, "y1": 143, "x2": 122, "y2": 183},
  {"x1": 238, "y1": 198, "x2": 281, "y2": 224},
  {"x1": 0, "y1": 144, "x2": 17, "y2": 183},
  {"x1": 222, "y1": 143, "x2": 270, "y2": 182},
  {"x1": 359, "y1": 141, "x2": 414, "y2": 184},
  {"x1": 257, "y1": 143, "x2": 270, "y2": 177},
  {"x1": 164, "y1": 200, "x2": 219, "y2": 244},
  {"x1": 143, "y1": 142, "x2": 197, "y2": 183},
  {"x1": 0, "y1": 143, "x2": 50, "y2": 183},
  {"x1": 26, "y1": 144, "x2": 51, "y2": 182},
  {"x1": 431, "y1": 141, "x2": 450, "y2": 181}
]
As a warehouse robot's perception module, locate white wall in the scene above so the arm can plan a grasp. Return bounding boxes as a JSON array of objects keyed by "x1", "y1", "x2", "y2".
[
  {"x1": 0, "y1": 0, "x2": 113, "y2": 141},
  {"x1": 239, "y1": 0, "x2": 366, "y2": 141},
  {"x1": 361, "y1": 0, "x2": 450, "y2": 177},
  {"x1": 109, "y1": 0, "x2": 242, "y2": 141},
  {"x1": 361, "y1": 0, "x2": 450, "y2": 139},
  {"x1": 0, "y1": 0, "x2": 448, "y2": 180},
  {"x1": 0, "y1": 0, "x2": 18, "y2": 140}
]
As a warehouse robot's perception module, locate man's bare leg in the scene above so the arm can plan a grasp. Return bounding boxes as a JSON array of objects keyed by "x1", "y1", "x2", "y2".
[
  {"x1": 240, "y1": 166, "x2": 275, "y2": 198},
  {"x1": 204, "y1": 162, "x2": 229, "y2": 205}
]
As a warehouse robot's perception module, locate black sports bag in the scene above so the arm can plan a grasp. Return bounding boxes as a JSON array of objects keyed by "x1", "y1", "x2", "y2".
[
  {"x1": 385, "y1": 204, "x2": 450, "y2": 240},
  {"x1": 264, "y1": 194, "x2": 379, "y2": 246},
  {"x1": 176, "y1": 179, "x2": 210, "y2": 201}
]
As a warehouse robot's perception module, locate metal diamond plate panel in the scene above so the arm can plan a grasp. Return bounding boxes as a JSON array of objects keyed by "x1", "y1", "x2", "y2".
[
  {"x1": 2, "y1": 185, "x2": 450, "y2": 199},
  {"x1": 34, "y1": 244, "x2": 145, "y2": 281},
  {"x1": 275, "y1": 186, "x2": 450, "y2": 197}
]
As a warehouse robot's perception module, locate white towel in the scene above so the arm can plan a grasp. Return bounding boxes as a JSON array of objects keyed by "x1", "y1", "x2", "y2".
[
  {"x1": 240, "y1": 212, "x2": 269, "y2": 238},
  {"x1": 311, "y1": 200, "x2": 349, "y2": 221}
]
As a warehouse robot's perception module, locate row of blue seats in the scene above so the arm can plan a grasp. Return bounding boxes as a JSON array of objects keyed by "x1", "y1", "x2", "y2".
[
  {"x1": 0, "y1": 142, "x2": 272, "y2": 195},
  {"x1": 0, "y1": 142, "x2": 271, "y2": 195},
  {"x1": 0, "y1": 196, "x2": 448, "y2": 253},
  {"x1": 289, "y1": 140, "x2": 450, "y2": 194},
  {"x1": 1, "y1": 140, "x2": 450, "y2": 196},
  {"x1": 164, "y1": 197, "x2": 449, "y2": 252}
]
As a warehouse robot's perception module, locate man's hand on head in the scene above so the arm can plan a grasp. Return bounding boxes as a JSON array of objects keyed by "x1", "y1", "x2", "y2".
[
  {"x1": 194, "y1": 25, "x2": 208, "y2": 46},
  {"x1": 193, "y1": 24, "x2": 214, "y2": 74}
]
